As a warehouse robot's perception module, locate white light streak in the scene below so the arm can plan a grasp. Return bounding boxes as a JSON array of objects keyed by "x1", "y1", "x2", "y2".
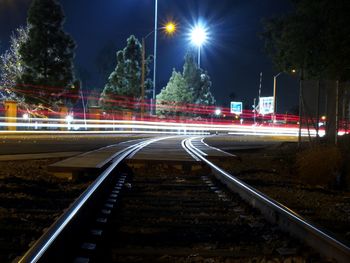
[{"x1": 0, "y1": 116, "x2": 335, "y2": 138}]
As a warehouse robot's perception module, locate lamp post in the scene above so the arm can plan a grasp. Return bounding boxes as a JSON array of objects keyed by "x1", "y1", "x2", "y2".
[
  {"x1": 272, "y1": 72, "x2": 282, "y2": 122},
  {"x1": 141, "y1": 37, "x2": 146, "y2": 119},
  {"x1": 80, "y1": 87, "x2": 87, "y2": 130},
  {"x1": 152, "y1": 0, "x2": 158, "y2": 114},
  {"x1": 190, "y1": 25, "x2": 208, "y2": 67},
  {"x1": 273, "y1": 69, "x2": 297, "y2": 123}
]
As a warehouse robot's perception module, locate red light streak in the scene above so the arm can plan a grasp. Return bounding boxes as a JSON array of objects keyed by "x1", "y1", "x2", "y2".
[{"x1": 2, "y1": 83, "x2": 335, "y2": 132}]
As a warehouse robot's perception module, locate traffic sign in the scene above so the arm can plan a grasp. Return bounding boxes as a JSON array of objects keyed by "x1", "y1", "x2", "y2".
[
  {"x1": 230, "y1": 101, "x2": 243, "y2": 115},
  {"x1": 259, "y1": 97, "x2": 274, "y2": 115}
]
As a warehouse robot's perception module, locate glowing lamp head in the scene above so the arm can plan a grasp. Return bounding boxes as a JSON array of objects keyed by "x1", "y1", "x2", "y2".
[
  {"x1": 164, "y1": 22, "x2": 176, "y2": 35},
  {"x1": 65, "y1": 115, "x2": 73, "y2": 123},
  {"x1": 191, "y1": 25, "x2": 208, "y2": 47},
  {"x1": 215, "y1": 108, "x2": 221, "y2": 116},
  {"x1": 22, "y1": 113, "x2": 29, "y2": 120}
]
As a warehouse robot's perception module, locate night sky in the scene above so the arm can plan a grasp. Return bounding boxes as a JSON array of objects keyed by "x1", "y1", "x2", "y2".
[{"x1": 0, "y1": 0, "x2": 299, "y2": 113}]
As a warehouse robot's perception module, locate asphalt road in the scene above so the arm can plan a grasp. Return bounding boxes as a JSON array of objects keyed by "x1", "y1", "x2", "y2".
[
  {"x1": 0, "y1": 134, "x2": 152, "y2": 155},
  {"x1": 0, "y1": 134, "x2": 297, "y2": 156},
  {"x1": 204, "y1": 134, "x2": 297, "y2": 152}
]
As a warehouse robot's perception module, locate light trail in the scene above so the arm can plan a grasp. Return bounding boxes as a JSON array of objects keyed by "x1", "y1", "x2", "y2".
[
  {"x1": 2, "y1": 84, "x2": 302, "y2": 122},
  {"x1": 0, "y1": 116, "x2": 333, "y2": 137},
  {"x1": 2, "y1": 84, "x2": 347, "y2": 137}
]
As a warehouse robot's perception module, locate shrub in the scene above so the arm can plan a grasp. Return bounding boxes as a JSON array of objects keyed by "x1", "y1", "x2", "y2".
[
  {"x1": 338, "y1": 134, "x2": 350, "y2": 189},
  {"x1": 296, "y1": 145, "x2": 343, "y2": 187}
]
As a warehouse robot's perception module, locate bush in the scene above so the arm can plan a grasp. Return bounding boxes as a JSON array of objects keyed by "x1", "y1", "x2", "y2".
[
  {"x1": 296, "y1": 145, "x2": 343, "y2": 187},
  {"x1": 338, "y1": 134, "x2": 350, "y2": 189}
]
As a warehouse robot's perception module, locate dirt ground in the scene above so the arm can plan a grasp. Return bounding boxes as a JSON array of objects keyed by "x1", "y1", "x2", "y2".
[
  {"x1": 1, "y1": 137, "x2": 349, "y2": 262},
  {"x1": 0, "y1": 158, "x2": 91, "y2": 263},
  {"x1": 206, "y1": 139, "x2": 350, "y2": 244}
]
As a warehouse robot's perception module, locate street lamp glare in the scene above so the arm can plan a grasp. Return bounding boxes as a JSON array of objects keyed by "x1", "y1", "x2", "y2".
[
  {"x1": 164, "y1": 22, "x2": 176, "y2": 35},
  {"x1": 215, "y1": 108, "x2": 221, "y2": 116},
  {"x1": 191, "y1": 25, "x2": 207, "y2": 47},
  {"x1": 65, "y1": 115, "x2": 73, "y2": 123},
  {"x1": 22, "y1": 113, "x2": 29, "y2": 120}
]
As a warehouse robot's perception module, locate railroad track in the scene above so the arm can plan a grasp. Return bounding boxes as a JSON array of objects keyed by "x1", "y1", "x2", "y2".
[{"x1": 18, "y1": 136, "x2": 350, "y2": 262}]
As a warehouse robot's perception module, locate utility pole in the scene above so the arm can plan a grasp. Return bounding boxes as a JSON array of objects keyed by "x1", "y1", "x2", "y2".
[
  {"x1": 273, "y1": 72, "x2": 282, "y2": 123},
  {"x1": 198, "y1": 45, "x2": 201, "y2": 67},
  {"x1": 253, "y1": 98, "x2": 256, "y2": 124},
  {"x1": 257, "y1": 72, "x2": 263, "y2": 123},
  {"x1": 298, "y1": 69, "x2": 304, "y2": 147},
  {"x1": 335, "y1": 80, "x2": 339, "y2": 145},
  {"x1": 273, "y1": 75, "x2": 277, "y2": 123},
  {"x1": 258, "y1": 72, "x2": 262, "y2": 101},
  {"x1": 80, "y1": 85, "x2": 87, "y2": 130},
  {"x1": 141, "y1": 38, "x2": 146, "y2": 120},
  {"x1": 152, "y1": 0, "x2": 158, "y2": 115},
  {"x1": 316, "y1": 80, "x2": 321, "y2": 140}
]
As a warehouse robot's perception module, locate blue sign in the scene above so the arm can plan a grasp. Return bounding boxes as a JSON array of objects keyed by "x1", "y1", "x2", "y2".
[{"x1": 230, "y1": 101, "x2": 243, "y2": 114}]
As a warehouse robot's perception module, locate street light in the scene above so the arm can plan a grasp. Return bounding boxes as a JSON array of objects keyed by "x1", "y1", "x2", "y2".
[
  {"x1": 190, "y1": 24, "x2": 208, "y2": 67},
  {"x1": 273, "y1": 69, "x2": 297, "y2": 122},
  {"x1": 65, "y1": 114, "x2": 73, "y2": 123},
  {"x1": 152, "y1": 0, "x2": 158, "y2": 113},
  {"x1": 22, "y1": 113, "x2": 30, "y2": 130},
  {"x1": 141, "y1": 21, "x2": 176, "y2": 118},
  {"x1": 272, "y1": 72, "x2": 283, "y2": 122},
  {"x1": 164, "y1": 22, "x2": 176, "y2": 35},
  {"x1": 65, "y1": 114, "x2": 73, "y2": 130},
  {"x1": 22, "y1": 113, "x2": 29, "y2": 120}
]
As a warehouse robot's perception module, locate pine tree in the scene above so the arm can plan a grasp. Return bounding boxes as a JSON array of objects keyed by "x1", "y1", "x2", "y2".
[
  {"x1": 18, "y1": 0, "x2": 76, "y2": 108},
  {"x1": 155, "y1": 52, "x2": 216, "y2": 117},
  {"x1": 100, "y1": 51, "x2": 127, "y2": 110},
  {"x1": 182, "y1": 51, "x2": 215, "y2": 106},
  {"x1": 198, "y1": 72, "x2": 215, "y2": 106},
  {"x1": 156, "y1": 69, "x2": 193, "y2": 116},
  {"x1": 183, "y1": 51, "x2": 201, "y2": 101},
  {"x1": 124, "y1": 35, "x2": 142, "y2": 98},
  {"x1": 100, "y1": 35, "x2": 152, "y2": 111}
]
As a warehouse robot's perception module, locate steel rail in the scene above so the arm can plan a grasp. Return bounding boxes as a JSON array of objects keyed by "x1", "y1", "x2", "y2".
[
  {"x1": 19, "y1": 136, "x2": 172, "y2": 263},
  {"x1": 183, "y1": 136, "x2": 350, "y2": 263}
]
